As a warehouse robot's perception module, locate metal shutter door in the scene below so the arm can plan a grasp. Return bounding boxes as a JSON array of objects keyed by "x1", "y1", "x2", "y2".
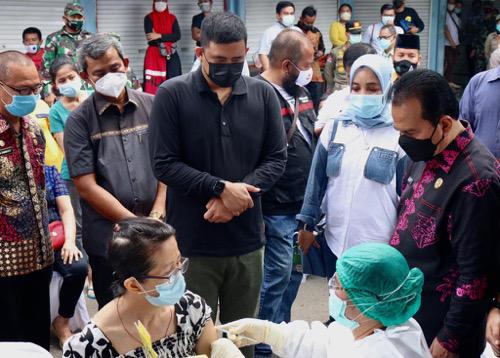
[
  {"x1": 354, "y1": 0, "x2": 431, "y2": 67},
  {"x1": 245, "y1": 0, "x2": 339, "y2": 61},
  {"x1": 0, "y1": 0, "x2": 70, "y2": 52},
  {"x1": 96, "y1": 0, "x2": 224, "y2": 80}
]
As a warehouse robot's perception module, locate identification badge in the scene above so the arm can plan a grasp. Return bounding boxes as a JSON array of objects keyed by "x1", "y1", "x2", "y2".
[{"x1": 0, "y1": 147, "x2": 13, "y2": 156}]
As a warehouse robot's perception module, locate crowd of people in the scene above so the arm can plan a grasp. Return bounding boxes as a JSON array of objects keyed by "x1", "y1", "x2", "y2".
[{"x1": 0, "y1": 1, "x2": 499, "y2": 358}]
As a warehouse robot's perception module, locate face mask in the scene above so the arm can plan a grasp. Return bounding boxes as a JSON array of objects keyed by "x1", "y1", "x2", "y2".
[
  {"x1": 291, "y1": 63, "x2": 313, "y2": 87},
  {"x1": 59, "y1": 79, "x2": 81, "y2": 98},
  {"x1": 496, "y1": 24, "x2": 500, "y2": 33},
  {"x1": 382, "y1": 15, "x2": 395, "y2": 25},
  {"x1": 447, "y1": 4, "x2": 455, "y2": 12},
  {"x1": 25, "y1": 45, "x2": 40, "y2": 54},
  {"x1": 379, "y1": 38, "x2": 393, "y2": 51},
  {"x1": 155, "y1": 1, "x2": 168, "y2": 12},
  {"x1": 340, "y1": 12, "x2": 352, "y2": 21},
  {"x1": 398, "y1": 122, "x2": 445, "y2": 162},
  {"x1": 140, "y1": 272, "x2": 186, "y2": 307},
  {"x1": 0, "y1": 87, "x2": 40, "y2": 117},
  {"x1": 393, "y1": 59, "x2": 418, "y2": 76},
  {"x1": 205, "y1": 57, "x2": 244, "y2": 88},
  {"x1": 349, "y1": 94, "x2": 387, "y2": 127},
  {"x1": 329, "y1": 292, "x2": 360, "y2": 330},
  {"x1": 454, "y1": 8, "x2": 462, "y2": 14},
  {"x1": 199, "y1": 2, "x2": 211, "y2": 12},
  {"x1": 349, "y1": 34, "x2": 362, "y2": 44},
  {"x1": 67, "y1": 19, "x2": 84, "y2": 32},
  {"x1": 281, "y1": 15, "x2": 295, "y2": 28},
  {"x1": 94, "y1": 72, "x2": 128, "y2": 98}
]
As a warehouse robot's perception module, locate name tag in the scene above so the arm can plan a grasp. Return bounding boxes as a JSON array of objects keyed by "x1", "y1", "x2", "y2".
[{"x1": 0, "y1": 147, "x2": 13, "y2": 156}]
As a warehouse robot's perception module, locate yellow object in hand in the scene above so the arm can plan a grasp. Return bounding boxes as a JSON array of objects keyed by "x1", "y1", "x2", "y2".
[{"x1": 134, "y1": 320, "x2": 159, "y2": 358}]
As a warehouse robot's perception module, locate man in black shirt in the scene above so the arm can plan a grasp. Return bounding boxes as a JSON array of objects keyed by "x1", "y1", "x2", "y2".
[
  {"x1": 393, "y1": 0, "x2": 424, "y2": 34},
  {"x1": 254, "y1": 29, "x2": 316, "y2": 358},
  {"x1": 149, "y1": 12, "x2": 287, "y2": 358},
  {"x1": 191, "y1": 0, "x2": 213, "y2": 47}
]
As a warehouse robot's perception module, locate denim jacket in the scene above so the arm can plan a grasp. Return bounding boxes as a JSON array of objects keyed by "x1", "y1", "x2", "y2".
[{"x1": 296, "y1": 119, "x2": 408, "y2": 257}]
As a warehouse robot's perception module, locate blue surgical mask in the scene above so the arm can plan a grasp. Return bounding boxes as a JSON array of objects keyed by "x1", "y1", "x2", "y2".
[
  {"x1": 140, "y1": 272, "x2": 186, "y2": 307},
  {"x1": 379, "y1": 38, "x2": 392, "y2": 51},
  {"x1": 59, "y1": 79, "x2": 81, "y2": 98},
  {"x1": 329, "y1": 291, "x2": 360, "y2": 330},
  {"x1": 350, "y1": 34, "x2": 362, "y2": 44},
  {"x1": 1, "y1": 92, "x2": 40, "y2": 117},
  {"x1": 496, "y1": 24, "x2": 500, "y2": 33},
  {"x1": 349, "y1": 93, "x2": 390, "y2": 128}
]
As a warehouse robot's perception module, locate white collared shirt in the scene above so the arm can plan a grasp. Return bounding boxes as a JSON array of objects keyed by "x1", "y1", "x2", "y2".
[{"x1": 258, "y1": 22, "x2": 303, "y2": 55}]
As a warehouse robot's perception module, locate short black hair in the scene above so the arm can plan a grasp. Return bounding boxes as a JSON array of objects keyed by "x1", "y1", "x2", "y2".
[
  {"x1": 200, "y1": 11, "x2": 247, "y2": 47},
  {"x1": 49, "y1": 55, "x2": 77, "y2": 83},
  {"x1": 343, "y1": 43, "x2": 377, "y2": 69},
  {"x1": 338, "y1": 3, "x2": 353, "y2": 13},
  {"x1": 269, "y1": 29, "x2": 311, "y2": 68},
  {"x1": 276, "y1": 1, "x2": 295, "y2": 14},
  {"x1": 391, "y1": 69, "x2": 459, "y2": 124},
  {"x1": 108, "y1": 217, "x2": 176, "y2": 297},
  {"x1": 22, "y1": 27, "x2": 42, "y2": 41},
  {"x1": 301, "y1": 5, "x2": 317, "y2": 18},
  {"x1": 380, "y1": 3, "x2": 395, "y2": 14}
]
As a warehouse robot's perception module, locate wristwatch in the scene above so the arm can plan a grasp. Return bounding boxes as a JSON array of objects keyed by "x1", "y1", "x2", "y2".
[
  {"x1": 212, "y1": 180, "x2": 226, "y2": 197},
  {"x1": 297, "y1": 221, "x2": 314, "y2": 233}
]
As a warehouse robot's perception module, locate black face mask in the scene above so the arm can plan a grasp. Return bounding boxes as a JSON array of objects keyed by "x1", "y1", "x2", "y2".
[
  {"x1": 204, "y1": 56, "x2": 244, "y2": 88},
  {"x1": 393, "y1": 60, "x2": 418, "y2": 76},
  {"x1": 398, "y1": 122, "x2": 445, "y2": 162}
]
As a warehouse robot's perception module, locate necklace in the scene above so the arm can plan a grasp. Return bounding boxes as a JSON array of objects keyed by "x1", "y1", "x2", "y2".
[{"x1": 116, "y1": 296, "x2": 174, "y2": 346}]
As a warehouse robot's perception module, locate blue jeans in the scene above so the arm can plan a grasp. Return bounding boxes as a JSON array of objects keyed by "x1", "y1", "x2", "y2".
[{"x1": 256, "y1": 214, "x2": 299, "y2": 357}]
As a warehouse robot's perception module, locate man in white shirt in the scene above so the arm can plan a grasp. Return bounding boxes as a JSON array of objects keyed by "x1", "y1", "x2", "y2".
[
  {"x1": 258, "y1": 1, "x2": 302, "y2": 71},
  {"x1": 362, "y1": 3, "x2": 403, "y2": 54},
  {"x1": 315, "y1": 43, "x2": 377, "y2": 135},
  {"x1": 444, "y1": 0, "x2": 461, "y2": 85}
]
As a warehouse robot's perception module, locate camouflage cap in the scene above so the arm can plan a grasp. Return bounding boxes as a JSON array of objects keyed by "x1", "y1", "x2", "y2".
[{"x1": 64, "y1": 2, "x2": 84, "y2": 16}]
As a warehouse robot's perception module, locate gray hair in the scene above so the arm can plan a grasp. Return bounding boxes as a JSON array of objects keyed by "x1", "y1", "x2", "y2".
[
  {"x1": 77, "y1": 33, "x2": 125, "y2": 72},
  {"x1": 380, "y1": 24, "x2": 397, "y2": 36}
]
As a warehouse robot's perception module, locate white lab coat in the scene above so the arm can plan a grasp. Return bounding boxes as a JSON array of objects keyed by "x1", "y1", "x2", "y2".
[{"x1": 274, "y1": 318, "x2": 432, "y2": 358}]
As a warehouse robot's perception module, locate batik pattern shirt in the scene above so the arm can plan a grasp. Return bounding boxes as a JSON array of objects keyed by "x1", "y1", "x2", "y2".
[
  {"x1": 0, "y1": 114, "x2": 53, "y2": 277},
  {"x1": 391, "y1": 122, "x2": 500, "y2": 353}
]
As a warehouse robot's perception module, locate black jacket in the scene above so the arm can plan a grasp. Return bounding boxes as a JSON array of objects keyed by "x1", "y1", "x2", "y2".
[{"x1": 257, "y1": 76, "x2": 317, "y2": 215}]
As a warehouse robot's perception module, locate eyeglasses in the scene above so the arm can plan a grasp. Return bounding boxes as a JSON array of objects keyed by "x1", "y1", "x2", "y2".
[
  {"x1": 0, "y1": 81, "x2": 43, "y2": 96},
  {"x1": 140, "y1": 257, "x2": 189, "y2": 284},
  {"x1": 378, "y1": 35, "x2": 394, "y2": 40}
]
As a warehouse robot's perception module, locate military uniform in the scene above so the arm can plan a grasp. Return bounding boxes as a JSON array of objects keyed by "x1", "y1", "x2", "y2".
[{"x1": 324, "y1": 43, "x2": 349, "y2": 94}]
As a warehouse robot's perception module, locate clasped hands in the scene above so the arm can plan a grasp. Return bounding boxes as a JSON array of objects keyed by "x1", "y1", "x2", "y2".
[{"x1": 203, "y1": 182, "x2": 260, "y2": 224}]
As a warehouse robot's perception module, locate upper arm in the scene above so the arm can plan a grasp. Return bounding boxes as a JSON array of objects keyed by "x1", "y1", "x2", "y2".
[
  {"x1": 73, "y1": 173, "x2": 98, "y2": 196},
  {"x1": 459, "y1": 79, "x2": 476, "y2": 126},
  {"x1": 258, "y1": 31, "x2": 271, "y2": 54},
  {"x1": 195, "y1": 319, "x2": 217, "y2": 356},
  {"x1": 49, "y1": 109, "x2": 64, "y2": 134},
  {"x1": 144, "y1": 15, "x2": 153, "y2": 33}
]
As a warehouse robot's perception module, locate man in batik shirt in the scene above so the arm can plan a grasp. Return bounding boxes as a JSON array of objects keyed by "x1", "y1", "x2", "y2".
[{"x1": 390, "y1": 69, "x2": 500, "y2": 358}]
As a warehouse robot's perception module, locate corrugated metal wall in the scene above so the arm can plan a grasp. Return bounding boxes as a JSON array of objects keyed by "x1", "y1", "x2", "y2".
[{"x1": 97, "y1": 0, "x2": 224, "y2": 80}]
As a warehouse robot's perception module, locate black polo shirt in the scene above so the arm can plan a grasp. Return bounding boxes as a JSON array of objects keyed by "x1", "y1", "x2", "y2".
[
  {"x1": 64, "y1": 88, "x2": 158, "y2": 257},
  {"x1": 149, "y1": 69, "x2": 287, "y2": 257}
]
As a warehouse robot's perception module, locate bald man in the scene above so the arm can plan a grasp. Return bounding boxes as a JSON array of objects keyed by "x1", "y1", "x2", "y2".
[
  {"x1": 0, "y1": 51, "x2": 53, "y2": 349},
  {"x1": 254, "y1": 29, "x2": 317, "y2": 358}
]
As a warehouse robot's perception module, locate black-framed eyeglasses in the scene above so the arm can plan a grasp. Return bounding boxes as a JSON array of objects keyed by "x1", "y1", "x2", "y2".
[
  {"x1": 0, "y1": 81, "x2": 44, "y2": 96},
  {"x1": 140, "y1": 257, "x2": 189, "y2": 284}
]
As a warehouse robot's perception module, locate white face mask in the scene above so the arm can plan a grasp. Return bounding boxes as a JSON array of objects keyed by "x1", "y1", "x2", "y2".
[
  {"x1": 340, "y1": 12, "x2": 352, "y2": 21},
  {"x1": 381, "y1": 15, "x2": 395, "y2": 25},
  {"x1": 199, "y1": 2, "x2": 211, "y2": 12},
  {"x1": 281, "y1": 14, "x2": 295, "y2": 27},
  {"x1": 447, "y1": 4, "x2": 455, "y2": 12},
  {"x1": 154, "y1": 1, "x2": 168, "y2": 12},
  {"x1": 295, "y1": 67, "x2": 313, "y2": 87},
  {"x1": 94, "y1": 72, "x2": 128, "y2": 98},
  {"x1": 25, "y1": 45, "x2": 39, "y2": 54}
]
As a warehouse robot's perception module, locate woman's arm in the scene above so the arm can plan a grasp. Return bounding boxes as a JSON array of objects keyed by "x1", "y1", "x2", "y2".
[
  {"x1": 195, "y1": 319, "x2": 218, "y2": 356},
  {"x1": 160, "y1": 19, "x2": 181, "y2": 43},
  {"x1": 145, "y1": 16, "x2": 181, "y2": 45},
  {"x1": 54, "y1": 132, "x2": 65, "y2": 156},
  {"x1": 55, "y1": 193, "x2": 82, "y2": 265}
]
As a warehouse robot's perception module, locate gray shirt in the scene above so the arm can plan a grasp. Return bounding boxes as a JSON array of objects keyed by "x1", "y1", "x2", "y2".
[{"x1": 64, "y1": 88, "x2": 158, "y2": 256}]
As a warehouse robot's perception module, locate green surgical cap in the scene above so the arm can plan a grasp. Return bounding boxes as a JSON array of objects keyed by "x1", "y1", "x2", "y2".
[{"x1": 336, "y1": 243, "x2": 424, "y2": 327}]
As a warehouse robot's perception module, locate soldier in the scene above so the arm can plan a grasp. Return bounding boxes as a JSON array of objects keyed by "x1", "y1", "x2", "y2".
[
  {"x1": 324, "y1": 21, "x2": 362, "y2": 94},
  {"x1": 41, "y1": 2, "x2": 92, "y2": 105}
]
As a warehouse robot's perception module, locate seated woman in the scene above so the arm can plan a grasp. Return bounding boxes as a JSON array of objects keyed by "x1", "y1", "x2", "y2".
[
  {"x1": 63, "y1": 218, "x2": 219, "y2": 357},
  {"x1": 220, "y1": 243, "x2": 432, "y2": 358},
  {"x1": 45, "y1": 165, "x2": 88, "y2": 345}
]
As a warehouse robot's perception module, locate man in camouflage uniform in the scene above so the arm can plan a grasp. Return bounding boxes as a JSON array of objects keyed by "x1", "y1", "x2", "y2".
[
  {"x1": 41, "y1": 3, "x2": 92, "y2": 105},
  {"x1": 324, "y1": 21, "x2": 362, "y2": 94}
]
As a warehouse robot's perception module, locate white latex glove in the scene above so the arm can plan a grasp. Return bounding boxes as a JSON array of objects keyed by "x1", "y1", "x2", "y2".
[
  {"x1": 210, "y1": 338, "x2": 245, "y2": 358},
  {"x1": 217, "y1": 318, "x2": 286, "y2": 350}
]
